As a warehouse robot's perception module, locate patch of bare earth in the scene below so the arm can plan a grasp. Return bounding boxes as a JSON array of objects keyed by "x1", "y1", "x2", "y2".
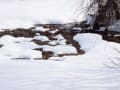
[{"x1": 0, "y1": 23, "x2": 120, "y2": 60}]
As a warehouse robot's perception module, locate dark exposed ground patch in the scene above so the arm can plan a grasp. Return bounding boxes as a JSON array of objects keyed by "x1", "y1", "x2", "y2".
[{"x1": 0, "y1": 24, "x2": 120, "y2": 60}]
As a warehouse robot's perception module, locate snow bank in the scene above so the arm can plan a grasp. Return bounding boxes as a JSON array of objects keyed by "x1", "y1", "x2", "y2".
[
  {"x1": 74, "y1": 33, "x2": 103, "y2": 51},
  {"x1": 73, "y1": 33, "x2": 120, "y2": 68}
]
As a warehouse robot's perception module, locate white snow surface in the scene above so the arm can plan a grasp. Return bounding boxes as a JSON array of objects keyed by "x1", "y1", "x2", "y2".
[
  {"x1": 0, "y1": 0, "x2": 120, "y2": 90},
  {"x1": 0, "y1": 0, "x2": 89, "y2": 29},
  {"x1": 0, "y1": 33, "x2": 120, "y2": 90},
  {"x1": 0, "y1": 35, "x2": 41, "y2": 59},
  {"x1": 42, "y1": 45, "x2": 77, "y2": 55},
  {"x1": 74, "y1": 33, "x2": 103, "y2": 51}
]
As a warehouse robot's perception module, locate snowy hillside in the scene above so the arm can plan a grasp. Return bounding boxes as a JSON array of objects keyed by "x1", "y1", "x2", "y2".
[{"x1": 0, "y1": 0, "x2": 90, "y2": 29}]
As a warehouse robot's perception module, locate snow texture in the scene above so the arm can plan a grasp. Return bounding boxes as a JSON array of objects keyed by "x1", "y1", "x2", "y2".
[
  {"x1": 0, "y1": 0, "x2": 120, "y2": 90},
  {"x1": 0, "y1": 33, "x2": 120, "y2": 90}
]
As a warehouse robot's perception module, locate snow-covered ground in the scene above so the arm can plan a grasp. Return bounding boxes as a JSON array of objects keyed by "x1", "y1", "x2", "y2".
[
  {"x1": 0, "y1": 0, "x2": 120, "y2": 90},
  {"x1": 0, "y1": 58, "x2": 120, "y2": 90},
  {"x1": 0, "y1": 32, "x2": 120, "y2": 90}
]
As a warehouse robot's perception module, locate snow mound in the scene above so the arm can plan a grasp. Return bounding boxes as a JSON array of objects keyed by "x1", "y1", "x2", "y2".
[
  {"x1": 42, "y1": 45, "x2": 77, "y2": 55},
  {"x1": 74, "y1": 33, "x2": 103, "y2": 51},
  {"x1": 0, "y1": 35, "x2": 41, "y2": 59}
]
